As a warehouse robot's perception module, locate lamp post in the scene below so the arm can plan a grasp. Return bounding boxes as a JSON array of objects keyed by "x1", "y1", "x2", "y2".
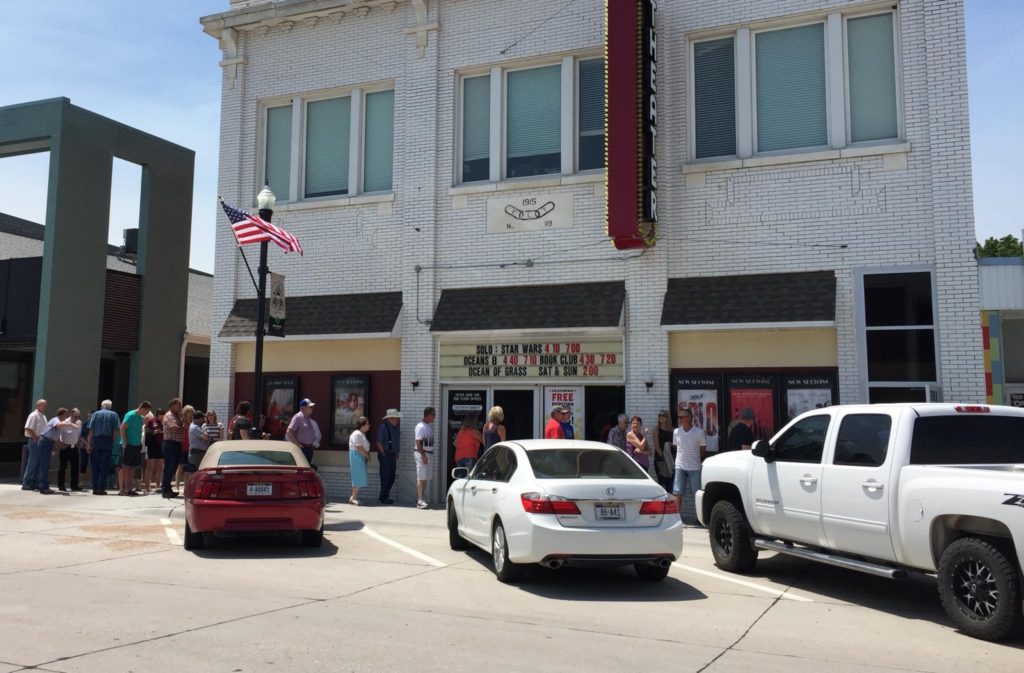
[{"x1": 252, "y1": 184, "x2": 276, "y2": 437}]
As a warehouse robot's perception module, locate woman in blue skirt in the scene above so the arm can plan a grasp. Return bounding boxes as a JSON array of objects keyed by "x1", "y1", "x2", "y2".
[{"x1": 348, "y1": 416, "x2": 371, "y2": 505}]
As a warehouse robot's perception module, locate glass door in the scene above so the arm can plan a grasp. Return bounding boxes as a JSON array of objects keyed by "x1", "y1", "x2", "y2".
[{"x1": 493, "y1": 389, "x2": 536, "y2": 441}]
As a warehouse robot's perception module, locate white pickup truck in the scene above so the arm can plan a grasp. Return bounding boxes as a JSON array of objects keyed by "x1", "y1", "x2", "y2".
[{"x1": 696, "y1": 403, "x2": 1024, "y2": 641}]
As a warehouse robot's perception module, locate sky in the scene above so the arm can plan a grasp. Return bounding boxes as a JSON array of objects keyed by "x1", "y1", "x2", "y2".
[{"x1": 0, "y1": 0, "x2": 1020, "y2": 274}]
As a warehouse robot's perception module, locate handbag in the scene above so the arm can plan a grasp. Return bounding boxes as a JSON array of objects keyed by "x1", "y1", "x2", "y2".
[{"x1": 656, "y1": 441, "x2": 674, "y2": 478}]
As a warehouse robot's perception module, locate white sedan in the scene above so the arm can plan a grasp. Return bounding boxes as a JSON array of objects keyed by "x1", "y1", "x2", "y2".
[{"x1": 446, "y1": 440, "x2": 683, "y2": 582}]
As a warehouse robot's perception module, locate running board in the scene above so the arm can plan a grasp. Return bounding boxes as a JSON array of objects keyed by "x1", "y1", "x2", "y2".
[{"x1": 754, "y1": 539, "x2": 907, "y2": 580}]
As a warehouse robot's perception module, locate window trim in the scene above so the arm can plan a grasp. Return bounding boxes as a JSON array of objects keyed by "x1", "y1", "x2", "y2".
[
  {"x1": 454, "y1": 50, "x2": 603, "y2": 186},
  {"x1": 854, "y1": 265, "x2": 941, "y2": 401},
  {"x1": 257, "y1": 80, "x2": 395, "y2": 205},
  {"x1": 832, "y1": 412, "x2": 892, "y2": 467},
  {"x1": 686, "y1": 2, "x2": 904, "y2": 164}
]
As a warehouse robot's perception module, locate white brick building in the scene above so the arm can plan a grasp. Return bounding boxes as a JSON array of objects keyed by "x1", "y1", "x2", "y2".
[{"x1": 201, "y1": 0, "x2": 983, "y2": 504}]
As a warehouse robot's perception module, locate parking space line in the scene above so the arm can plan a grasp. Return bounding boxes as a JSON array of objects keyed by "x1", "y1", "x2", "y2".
[
  {"x1": 160, "y1": 518, "x2": 182, "y2": 546},
  {"x1": 672, "y1": 562, "x2": 812, "y2": 602},
  {"x1": 361, "y1": 526, "x2": 447, "y2": 567}
]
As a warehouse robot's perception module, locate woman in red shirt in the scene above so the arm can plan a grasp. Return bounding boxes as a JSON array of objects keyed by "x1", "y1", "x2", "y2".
[{"x1": 454, "y1": 415, "x2": 483, "y2": 469}]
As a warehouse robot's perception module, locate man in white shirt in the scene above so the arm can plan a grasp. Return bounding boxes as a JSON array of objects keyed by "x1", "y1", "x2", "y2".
[
  {"x1": 22, "y1": 399, "x2": 47, "y2": 491},
  {"x1": 414, "y1": 407, "x2": 435, "y2": 509},
  {"x1": 57, "y1": 408, "x2": 84, "y2": 491},
  {"x1": 672, "y1": 408, "x2": 706, "y2": 522}
]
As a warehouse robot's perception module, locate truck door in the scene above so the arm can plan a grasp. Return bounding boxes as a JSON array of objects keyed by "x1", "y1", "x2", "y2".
[
  {"x1": 820, "y1": 412, "x2": 897, "y2": 561},
  {"x1": 749, "y1": 413, "x2": 830, "y2": 546}
]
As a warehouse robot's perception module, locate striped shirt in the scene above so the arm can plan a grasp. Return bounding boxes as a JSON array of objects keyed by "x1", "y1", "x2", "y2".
[{"x1": 203, "y1": 423, "x2": 224, "y2": 444}]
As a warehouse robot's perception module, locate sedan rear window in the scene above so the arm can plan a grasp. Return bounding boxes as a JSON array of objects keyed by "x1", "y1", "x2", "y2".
[
  {"x1": 216, "y1": 450, "x2": 297, "y2": 466},
  {"x1": 527, "y1": 449, "x2": 649, "y2": 479}
]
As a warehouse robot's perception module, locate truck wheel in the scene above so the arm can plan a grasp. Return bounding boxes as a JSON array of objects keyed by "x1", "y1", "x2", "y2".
[
  {"x1": 937, "y1": 537, "x2": 1023, "y2": 641},
  {"x1": 708, "y1": 500, "x2": 757, "y2": 573},
  {"x1": 448, "y1": 502, "x2": 467, "y2": 550}
]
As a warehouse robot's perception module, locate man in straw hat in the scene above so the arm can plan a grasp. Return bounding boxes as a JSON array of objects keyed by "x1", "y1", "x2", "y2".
[{"x1": 375, "y1": 408, "x2": 402, "y2": 504}]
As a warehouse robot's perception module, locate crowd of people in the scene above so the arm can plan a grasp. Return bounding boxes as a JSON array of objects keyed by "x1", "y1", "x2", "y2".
[
  {"x1": 21, "y1": 397, "x2": 228, "y2": 498},
  {"x1": 22, "y1": 394, "x2": 758, "y2": 521}
]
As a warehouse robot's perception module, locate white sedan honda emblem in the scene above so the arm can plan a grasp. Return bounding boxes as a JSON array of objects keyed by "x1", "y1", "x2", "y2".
[{"x1": 606, "y1": 487, "x2": 616, "y2": 496}]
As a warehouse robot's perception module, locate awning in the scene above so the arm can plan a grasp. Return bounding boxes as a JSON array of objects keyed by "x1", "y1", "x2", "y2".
[
  {"x1": 219, "y1": 292, "x2": 402, "y2": 339},
  {"x1": 661, "y1": 271, "x2": 836, "y2": 327},
  {"x1": 430, "y1": 281, "x2": 625, "y2": 332}
]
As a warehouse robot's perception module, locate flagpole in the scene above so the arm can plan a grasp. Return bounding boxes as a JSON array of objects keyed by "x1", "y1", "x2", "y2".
[{"x1": 252, "y1": 185, "x2": 276, "y2": 438}]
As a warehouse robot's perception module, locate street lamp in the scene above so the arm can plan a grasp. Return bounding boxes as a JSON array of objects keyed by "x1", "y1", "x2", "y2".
[{"x1": 252, "y1": 184, "x2": 275, "y2": 437}]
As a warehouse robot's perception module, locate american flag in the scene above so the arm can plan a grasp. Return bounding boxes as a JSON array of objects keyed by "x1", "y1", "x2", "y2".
[{"x1": 221, "y1": 201, "x2": 303, "y2": 255}]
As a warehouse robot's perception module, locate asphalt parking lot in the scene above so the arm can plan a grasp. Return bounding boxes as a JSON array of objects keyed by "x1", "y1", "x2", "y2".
[{"x1": 0, "y1": 483, "x2": 1021, "y2": 673}]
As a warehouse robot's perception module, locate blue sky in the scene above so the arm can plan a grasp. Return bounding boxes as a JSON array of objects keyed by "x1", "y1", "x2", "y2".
[{"x1": 0, "y1": 1, "x2": 1020, "y2": 274}]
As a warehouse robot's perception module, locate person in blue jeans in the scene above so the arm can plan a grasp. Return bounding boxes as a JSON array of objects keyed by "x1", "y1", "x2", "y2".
[
  {"x1": 375, "y1": 409, "x2": 402, "y2": 504},
  {"x1": 87, "y1": 400, "x2": 121, "y2": 495},
  {"x1": 35, "y1": 408, "x2": 78, "y2": 494},
  {"x1": 22, "y1": 399, "x2": 48, "y2": 490}
]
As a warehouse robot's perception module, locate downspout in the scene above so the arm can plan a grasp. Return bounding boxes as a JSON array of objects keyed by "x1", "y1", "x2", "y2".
[{"x1": 179, "y1": 331, "x2": 190, "y2": 398}]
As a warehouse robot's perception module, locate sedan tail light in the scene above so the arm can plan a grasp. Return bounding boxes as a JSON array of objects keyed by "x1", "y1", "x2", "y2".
[
  {"x1": 193, "y1": 474, "x2": 222, "y2": 499},
  {"x1": 639, "y1": 496, "x2": 679, "y2": 515},
  {"x1": 521, "y1": 492, "x2": 581, "y2": 515}
]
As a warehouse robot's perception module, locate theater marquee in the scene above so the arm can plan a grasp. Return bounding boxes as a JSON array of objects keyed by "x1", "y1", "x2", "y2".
[
  {"x1": 440, "y1": 340, "x2": 624, "y2": 382},
  {"x1": 607, "y1": 0, "x2": 658, "y2": 250}
]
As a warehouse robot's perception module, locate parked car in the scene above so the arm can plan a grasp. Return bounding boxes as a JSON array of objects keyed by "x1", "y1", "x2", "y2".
[
  {"x1": 183, "y1": 440, "x2": 325, "y2": 550},
  {"x1": 446, "y1": 440, "x2": 683, "y2": 582},
  {"x1": 696, "y1": 403, "x2": 1024, "y2": 641}
]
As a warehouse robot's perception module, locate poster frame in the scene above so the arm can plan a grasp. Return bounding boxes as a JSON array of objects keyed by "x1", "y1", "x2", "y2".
[{"x1": 329, "y1": 374, "x2": 370, "y2": 448}]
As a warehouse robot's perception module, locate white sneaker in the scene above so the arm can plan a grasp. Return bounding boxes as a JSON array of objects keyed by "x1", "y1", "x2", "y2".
[{"x1": 416, "y1": 500, "x2": 428, "y2": 509}]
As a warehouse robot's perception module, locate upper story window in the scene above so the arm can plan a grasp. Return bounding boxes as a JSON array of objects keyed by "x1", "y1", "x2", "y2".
[
  {"x1": 458, "y1": 55, "x2": 605, "y2": 184},
  {"x1": 691, "y1": 9, "x2": 900, "y2": 161},
  {"x1": 262, "y1": 83, "x2": 394, "y2": 203}
]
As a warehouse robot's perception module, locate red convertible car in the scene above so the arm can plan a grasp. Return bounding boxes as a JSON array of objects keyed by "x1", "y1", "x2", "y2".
[{"x1": 183, "y1": 441, "x2": 325, "y2": 550}]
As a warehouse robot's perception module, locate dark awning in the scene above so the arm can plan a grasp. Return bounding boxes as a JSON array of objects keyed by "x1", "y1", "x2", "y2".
[
  {"x1": 661, "y1": 271, "x2": 836, "y2": 326},
  {"x1": 430, "y1": 281, "x2": 625, "y2": 332},
  {"x1": 219, "y1": 292, "x2": 402, "y2": 338}
]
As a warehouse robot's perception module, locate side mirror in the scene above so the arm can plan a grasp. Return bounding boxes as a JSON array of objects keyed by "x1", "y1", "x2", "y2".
[
  {"x1": 751, "y1": 440, "x2": 773, "y2": 463},
  {"x1": 451, "y1": 467, "x2": 469, "y2": 480}
]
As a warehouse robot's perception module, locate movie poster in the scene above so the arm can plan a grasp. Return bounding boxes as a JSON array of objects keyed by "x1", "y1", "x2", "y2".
[
  {"x1": 331, "y1": 375, "x2": 369, "y2": 446},
  {"x1": 263, "y1": 375, "x2": 297, "y2": 440},
  {"x1": 544, "y1": 386, "x2": 584, "y2": 439},
  {"x1": 786, "y1": 389, "x2": 833, "y2": 420},
  {"x1": 677, "y1": 389, "x2": 719, "y2": 453},
  {"x1": 729, "y1": 388, "x2": 775, "y2": 442}
]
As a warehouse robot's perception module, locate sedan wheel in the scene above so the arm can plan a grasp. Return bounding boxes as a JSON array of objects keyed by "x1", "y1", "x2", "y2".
[
  {"x1": 491, "y1": 520, "x2": 523, "y2": 583},
  {"x1": 183, "y1": 522, "x2": 204, "y2": 551}
]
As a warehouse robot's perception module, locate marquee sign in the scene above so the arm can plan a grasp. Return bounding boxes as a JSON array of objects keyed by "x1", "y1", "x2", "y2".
[
  {"x1": 440, "y1": 340, "x2": 624, "y2": 382},
  {"x1": 607, "y1": 0, "x2": 658, "y2": 250}
]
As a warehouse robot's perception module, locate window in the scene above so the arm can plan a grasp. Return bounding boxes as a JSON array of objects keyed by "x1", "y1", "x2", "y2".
[
  {"x1": 458, "y1": 56, "x2": 604, "y2": 183},
  {"x1": 304, "y1": 97, "x2": 350, "y2": 198},
  {"x1": 910, "y1": 416, "x2": 1024, "y2": 465},
  {"x1": 265, "y1": 105, "x2": 293, "y2": 201},
  {"x1": 577, "y1": 58, "x2": 605, "y2": 171},
  {"x1": 847, "y1": 13, "x2": 898, "y2": 143},
  {"x1": 261, "y1": 84, "x2": 394, "y2": 203},
  {"x1": 461, "y1": 75, "x2": 490, "y2": 182},
  {"x1": 693, "y1": 37, "x2": 736, "y2": 159},
  {"x1": 527, "y1": 448, "x2": 650, "y2": 479},
  {"x1": 471, "y1": 448, "x2": 499, "y2": 480},
  {"x1": 217, "y1": 450, "x2": 297, "y2": 466},
  {"x1": 834, "y1": 414, "x2": 891, "y2": 466},
  {"x1": 861, "y1": 271, "x2": 938, "y2": 401},
  {"x1": 492, "y1": 446, "x2": 518, "y2": 482},
  {"x1": 507, "y1": 65, "x2": 561, "y2": 178},
  {"x1": 690, "y1": 10, "x2": 900, "y2": 160},
  {"x1": 772, "y1": 414, "x2": 830, "y2": 463},
  {"x1": 755, "y1": 24, "x2": 827, "y2": 152}
]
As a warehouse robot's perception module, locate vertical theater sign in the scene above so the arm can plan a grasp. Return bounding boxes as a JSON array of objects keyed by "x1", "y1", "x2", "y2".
[{"x1": 607, "y1": 0, "x2": 657, "y2": 249}]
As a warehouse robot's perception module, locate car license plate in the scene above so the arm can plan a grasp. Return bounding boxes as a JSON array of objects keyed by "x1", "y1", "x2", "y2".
[
  {"x1": 596, "y1": 503, "x2": 624, "y2": 520},
  {"x1": 246, "y1": 482, "x2": 273, "y2": 496}
]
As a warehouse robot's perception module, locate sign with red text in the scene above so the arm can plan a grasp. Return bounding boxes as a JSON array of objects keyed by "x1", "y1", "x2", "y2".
[
  {"x1": 440, "y1": 340, "x2": 624, "y2": 382},
  {"x1": 544, "y1": 386, "x2": 584, "y2": 439}
]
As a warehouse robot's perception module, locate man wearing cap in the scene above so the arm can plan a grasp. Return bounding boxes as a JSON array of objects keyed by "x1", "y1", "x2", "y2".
[
  {"x1": 544, "y1": 406, "x2": 566, "y2": 439},
  {"x1": 287, "y1": 398, "x2": 321, "y2": 465},
  {"x1": 725, "y1": 408, "x2": 756, "y2": 452},
  {"x1": 375, "y1": 409, "x2": 402, "y2": 504}
]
